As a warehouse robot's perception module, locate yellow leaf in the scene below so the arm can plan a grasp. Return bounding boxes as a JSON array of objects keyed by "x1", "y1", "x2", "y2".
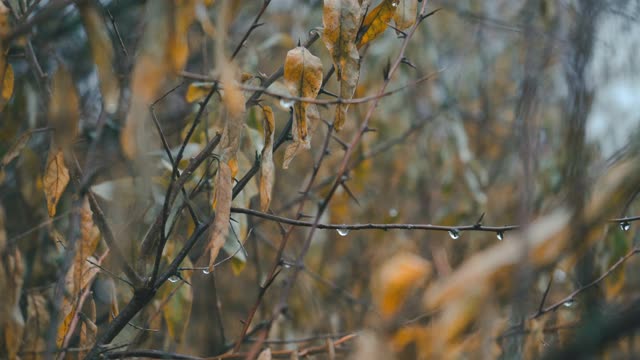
[
  {"x1": 0, "y1": 62, "x2": 13, "y2": 112},
  {"x1": 48, "y1": 67, "x2": 79, "y2": 150},
  {"x1": 56, "y1": 300, "x2": 76, "y2": 347},
  {"x1": 170, "y1": 0, "x2": 196, "y2": 72},
  {"x1": 207, "y1": 162, "x2": 232, "y2": 271},
  {"x1": 373, "y1": 252, "x2": 431, "y2": 318},
  {"x1": 221, "y1": 63, "x2": 246, "y2": 119},
  {"x1": 185, "y1": 82, "x2": 214, "y2": 103},
  {"x1": 393, "y1": 0, "x2": 417, "y2": 30},
  {"x1": 322, "y1": 0, "x2": 361, "y2": 131},
  {"x1": 357, "y1": 0, "x2": 397, "y2": 48},
  {"x1": 260, "y1": 106, "x2": 275, "y2": 211},
  {"x1": 43, "y1": 148, "x2": 70, "y2": 217},
  {"x1": 283, "y1": 46, "x2": 323, "y2": 167},
  {"x1": 80, "y1": 4, "x2": 120, "y2": 114},
  {"x1": 282, "y1": 104, "x2": 319, "y2": 169}
]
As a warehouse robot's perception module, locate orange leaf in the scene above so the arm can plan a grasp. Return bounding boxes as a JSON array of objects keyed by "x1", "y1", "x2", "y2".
[
  {"x1": 185, "y1": 82, "x2": 214, "y2": 103},
  {"x1": 80, "y1": 4, "x2": 120, "y2": 113},
  {"x1": 207, "y1": 162, "x2": 232, "y2": 271},
  {"x1": 373, "y1": 252, "x2": 431, "y2": 318},
  {"x1": 322, "y1": 0, "x2": 362, "y2": 131},
  {"x1": 260, "y1": 106, "x2": 275, "y2": 211},
  {"x1": 357, "y1": 0, "x2": 397, "y2": 48},
  {"x1": 43, "y1": 148, "x2": 70, "y2": 217},
  {"x1": 0, "y1": 62, "x2": 13, "y2": 112}
]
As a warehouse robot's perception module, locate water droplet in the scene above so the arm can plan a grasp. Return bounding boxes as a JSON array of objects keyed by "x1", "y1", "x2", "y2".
[
  {"x1": 279, "y1": 98, "x2": 295, "y2": 109},
  {"x1": 620, "y1": 221, "x2": 631, "y2": 232},
  {"x1": 168, "y1": 275, "x2": 179, "y2": 283},
  {"x1": 563, "y1": 299, "x2": 575, "y2": 308},
  {"x1": 392, "y1": 1, "x2": 398, "y2": 7},
  {"x1": 202, "y1": 268, "x2": 211, "y2": 275},
  {"x1": 388, "y1": 208, "x2": 398, "y2": 217},
  {"x1": 282, "y1": 263, "x2": 292, "y2": 269},
  {"x1": 448, "y1": 229, "x2": 460, "y2": 239},
  {"x1": 337, "y1": 228, "x2": 350, "y2": 237},
  {"x1": 496, "y1": 231, "x2": 504, "y2": 241}
]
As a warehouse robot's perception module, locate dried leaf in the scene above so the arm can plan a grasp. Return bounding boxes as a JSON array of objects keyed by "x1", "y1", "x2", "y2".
[
  {"x1": 1, "y1": 131, "x2": 33, "y2": 170},
  {"x1": 0, "y1": 62, "x2": 13, "y2": 112},
  {"x1": 80, "y1": 4, "x2": 120, "y2": 113},
  {"x1": 160, "y1": 257, "x2": 193, "y2": 343},
  {"x1": 207, "y1": 162, "x2": 232, "y2": 271},
  {"x1": 392, "y1": 0, "x2": 417, "y2": 30},
  {"x1": 185, "y1": 82, "x2": 214, "y2": 103},
  {"x1": 260, "y1": 106, "x2": 275, "y2": 211},
  {"x1": 170, "y1": 0, "x2": 196, "y2": 72},
  {"x1": 283, "y1": 46, "x2": 323, "y2": 166},
  {"x1": 282, "y1": 104, "x2": 320, "y2": 169},
  {"x1": 373, "y1": 252, "x2": 431, "y2": 318},
  {"x1": 357, "y1": 0, "x2": 397, "y2": 48},
  {"x1": 0, "y1": 249, "x2": 25, "y2": 360},
  {"x1": 221, "y1": 63, "x2": 246, "y2": 119},
  {"x1": 0, "y1": 205, "x2": 5, "y2": 252},
  {"x1": 43, "y1": 147, "x2": 70, "y2": 217},
  {"x1": 48, "y1": 67, "x2": 79, "y2": 150},
  {"x1": 322, "y1": 0, "x2": 361, "y2": 131}
]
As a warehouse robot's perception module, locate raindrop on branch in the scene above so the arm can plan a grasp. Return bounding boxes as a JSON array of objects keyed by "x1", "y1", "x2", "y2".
[
  {"x1": 279, "y1": 98, "x2": 295, "y2": 109},
  {"x1": 337, "y1": 228, "x2": 350, "y2": 237},
  {"x1": 168, "y1": 275, "x2": 180, "y2": 283},
  {"x1": 202, "y1": 268, "x2": 211, "y2": 275},
  {"x1": 448, "y1": 229, "x2": 460, "y2": 240},
  {"x1": 496, "y1": 231, "x2": 504, "y2": 241},
  {"x1": 563, "y1": 299, "x2": 575, "y2": 308},
  {"x1": 620, "y1": 221, "x2": 631, "y2": 232},
  {"x1": 388, "y1": 208, "x2": 398, "y2": 217}
]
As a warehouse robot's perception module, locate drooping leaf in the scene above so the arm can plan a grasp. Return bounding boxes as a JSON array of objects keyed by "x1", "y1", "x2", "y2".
[
  {"x1": 220, "y1": 63, "x2": 246, "y2": 119},
  {"x1": 160, "y1": 257, "x2": 193, "y2": 344},
  {"x1": 260, "y1": 106, "x2": 275, "y2": 211},
  {"x1": 207, "y1": 162, "x2": 232, "y2": 272},
  {"x1": 257, "y1": 348, "x2": 272, "y2": 360},
  {"x1": 393, "y1": 0, "x2": 417, "y2": 30},
  {"x1": 373, "y1": 252, "x2": 431, "y2": 318},
  {"x1": 322, "y1": 0, "x2": 362, "y2": 131},
  {"x1": 185, "y1": 82, "x2": 215, "y2": 103},
  {"x1": 0, "y1": 62, "x2": 13, "y2": 112},
  {"x1": 79, "y1": 3, "x2": 120, "y2": 114},
  {"x1": 1, "y1": 130, "x2": 32, "y2": 180},
  {"x1": 0, "y1": 249, "x2": 25, "y2": 359},
  {"x1": 169, "y1": 0, "x2": 196, "y2": 73},
  {"x1": 283, "y1": 46, "x2": 323, "y2": 167},
  {"x1": 357, "y1": 0, "x2": 397, "y2": 48},
  {"x1": 48, "y1": 67, "x2": 79, "y2": 151},
  {"x1": 43, "y1": 147, "x2": 70, "y2": 217},
  {"x1": 283, "y1": 104, "x2": 320, "y2": 169}
]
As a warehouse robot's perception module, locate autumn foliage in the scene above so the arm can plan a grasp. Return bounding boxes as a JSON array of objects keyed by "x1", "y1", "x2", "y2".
[{"x1": 2, "y1": 0, "x2": 640, "y2": 359}]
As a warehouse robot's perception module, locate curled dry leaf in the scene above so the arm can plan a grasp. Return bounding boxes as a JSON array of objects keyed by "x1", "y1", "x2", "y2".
[
  {"x1": 257, "y1": 347, "x2": 272, "y2": 360},
  {"x1": 207, "y1": 162, "x2": 233, "y2": 272},
  {"x1": 1, "y1": 131, "x2": 33, "y2": 171},
  {"x1": 43, "y1": 147, "x2": 70, "y2": 217},
  {"x1": 393, "y1": 0, "x2": 417, "y2": 30},
  {"x1": 0, "y1": 249, "x2": 25, "y2": 360},
  {"x1": 283, "y1": 46, "x2": 323, "y2": 168},
  {"x1": 49, "y1": 67, "x2": 79, "y2": 151},
  {"x1": 0, "y1": 62, "x2": 13, "y2": 113},
  {"x1": 260, "y1": 106, "x2": 275, "y2": 211},
  {"x1": 373, "y1": 252, "x2": 432, "y2": 319},
  {"x1": 283, "y1": 104, "x2": 320, "y2": 169},
  {"x1": 322, "y1": 0, "x2": 362, "y2": 131},
  {"x1": 80, "y1": 3, "x2": 120, "y2": 114},
  {"x1": 357, "y1": 0, "x2": 397, "y2": 48}
]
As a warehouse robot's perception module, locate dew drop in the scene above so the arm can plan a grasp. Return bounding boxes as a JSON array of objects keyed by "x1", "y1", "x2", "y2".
[
  {"x1": 202, "y1": 268, "x2": 211, "y2": 275},
  {"x1": 553, "y1": 269, "x2": 567, "y2": 283},
  {"x1": 392, "y1": 1, "x2": 398, "y2": 7},
  {"x1": 563, "y1": 299, "x2": 575, "y2": 308},
  {"x1": 448, "y1": 229, "x2": 460, "y2": 240},
  {"x1": 168, "y1": 275, "x2": 179, "y2": 283},
  {"x1": 620, "y1": 221, "x2": 631, "y2": 232},
  {"x1": 388, "y1": 208, "x2": 398, "y2": 217},
  {"x1": 496, "y1": 231, "x2": 504, "y2": 241},
  {"x1": 337, "y1": 228, "x2": 350, "y2": 237},
  {"x1": 279, "y1": 98, "x2": 295, "y2": 109}
]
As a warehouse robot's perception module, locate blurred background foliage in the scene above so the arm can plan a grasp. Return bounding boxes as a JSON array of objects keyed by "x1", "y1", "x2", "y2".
[{"x1": 1, "y1": 0, "x2": 640, "y2": 359}]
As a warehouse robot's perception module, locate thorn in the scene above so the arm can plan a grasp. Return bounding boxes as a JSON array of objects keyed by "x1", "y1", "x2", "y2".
[
  {"x1": 419, "y1": 8, "x2": 442, "y2": 22},
  {"x1": 387, "y1": 23, "x2": 407, "y2": 38},
  {"x1": 383, "y1": 59, "x2": 391, "y2": 80},
  {"x1": 298, "y1": 212, "x2": 313, "y2": 219},
  {"x1": 332, "y1": 135, "x2": 349, "y2": 150},
  {"x1": 319, "y1": 88, "x2": 338, "y2": 98},
  {"x1": 401, "y1": 57, "x2": 417, "y2": 69},
  {"x1": 251, "y1": 22, "x2": 265, "y2": 30},
  {"x1": 363, "y1": 126, "x2": 377, "y2": 133},
  {"x1": 341, "y1": 182, "x2": 361, "y2": 207},
  {"x1": 475, "y1": 212, "x2": 485, "y2": 227},
  {"x1": 297, "y1": 38, "x2": 301, "y2": 47}
]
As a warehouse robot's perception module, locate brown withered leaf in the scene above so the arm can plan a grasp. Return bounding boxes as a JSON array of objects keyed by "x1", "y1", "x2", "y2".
[
  {"x1": 1, "y1": 131, "x2": 32, "y2": 171},
  {"x1": 220, "y1": 63, "x2": 246, "y2": 119},
  {"x1": 1, "y1": 249, "x2": 25, "y2": 360},
  {"x1": 207, "y1": 162, "x2": 232, "y2": 272},
  {"x1": 49, "y1": 67, "x2": 79, "y2": 150},
  {"x1": 257, "y1": 348, "x2": 272, "y2": 360},
  {"x1": 282, "y1": 104, "x2": 320, "y2": 169},
  {"x1": 357, "y1": 0, "x2": 397, "y2": 48},
  {"x1": 283, "y1": 46, "x2": 323, "y2": 167},
  {"x1": 170, "y1": 0, "x2": 196, "y2": 72},
  {"x1": 393, "y1": 0, "x2": 417, "y2": 30},
  {"x1": 79, "y1": 4, "x2": 120, "y2": 114},
  {"x1": 0, "y1": 205, "x2": 5, "y2": 252},
  {"x1": 372, "y1": 252, "x2": 431, "y2": 318},
  {"x1": 260, "y1": 106, "x2": 275, "y2": 211},
  {"x1": 0, "y1": 61, "x2": 13, "y2": 113},
  {"x1": 322, "y1": 0, "x2": 361, "y2": 131},
  {"x1": 43, "y1": 147, "x2": 70, "y2": 217}
]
